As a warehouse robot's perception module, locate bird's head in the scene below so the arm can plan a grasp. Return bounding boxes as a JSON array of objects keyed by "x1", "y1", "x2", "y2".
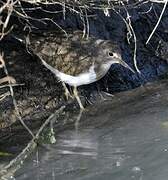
[{"x1": 95, "y1": 40, "x2": 134, "y2": 73}]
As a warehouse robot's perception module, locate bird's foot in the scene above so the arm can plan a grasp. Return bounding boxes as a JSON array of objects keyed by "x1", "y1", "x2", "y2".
[
  {"x1": 96, "y1": 91, "x2": 114, "y2": 102},
  {"x1": 100, "y1": 91, "x2": 114, "y2": 99},
  {"x1": 0, "y1": 76, "x2": 16, "y2": 85}
]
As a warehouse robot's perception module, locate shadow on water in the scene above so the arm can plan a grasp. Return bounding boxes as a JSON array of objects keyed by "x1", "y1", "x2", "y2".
[{"x1": 14, "y1": 79, "x2": 168, "y2": 180}]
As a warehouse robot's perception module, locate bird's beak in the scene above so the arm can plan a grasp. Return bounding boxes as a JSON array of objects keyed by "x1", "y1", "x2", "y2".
[{"x1": 120, "y1": 60, "x2": 135, "y2": 73}]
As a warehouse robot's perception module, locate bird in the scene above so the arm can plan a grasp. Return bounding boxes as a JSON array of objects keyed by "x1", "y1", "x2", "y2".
[{"x1": 27, "y1": 31, "x2": 134, "y2": 110}]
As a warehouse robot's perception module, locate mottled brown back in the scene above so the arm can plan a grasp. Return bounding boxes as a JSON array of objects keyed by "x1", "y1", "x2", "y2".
[{"x1": 28, "y1": 31, "x2": 121, "y2": 76}]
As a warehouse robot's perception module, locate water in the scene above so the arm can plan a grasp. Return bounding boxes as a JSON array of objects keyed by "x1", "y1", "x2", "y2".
[{"x1": 15, "y1": 80, "x2": 168, "y2": 180}]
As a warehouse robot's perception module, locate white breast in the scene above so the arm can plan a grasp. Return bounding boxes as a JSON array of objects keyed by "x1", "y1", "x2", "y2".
[{"x1": 41, "y1": 60, "x2": 97, "y2": 86}]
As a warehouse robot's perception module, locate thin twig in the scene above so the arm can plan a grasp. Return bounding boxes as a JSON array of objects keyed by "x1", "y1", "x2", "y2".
[
  {"x1": 126, "y1": 10, "x2": 140, "y2": 74},
  {"x1": 0, "y1": 53, "x2": 35, "y2": 138},
  {"x1": 0, "y1": 83, "x2": 24, "y2": 89},
  {"x1": 113, "y1": 8, "x2": 140, "y2": 73},
  {"x1": 146, "y1": 0, "x2": 168, "y2": 44},
  {"x1": 0, "y1": 106, "x2": 65, "y2": 179}
]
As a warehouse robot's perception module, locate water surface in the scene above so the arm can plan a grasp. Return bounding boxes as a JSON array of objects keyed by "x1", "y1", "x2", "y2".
[{"x1": 15, "y1": 80, "x2": 168, "y2": 180}]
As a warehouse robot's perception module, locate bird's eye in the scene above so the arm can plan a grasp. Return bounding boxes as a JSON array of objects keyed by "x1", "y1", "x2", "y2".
[{"x1": 108, "y1": 52, "x2": 114, "y2": 57}]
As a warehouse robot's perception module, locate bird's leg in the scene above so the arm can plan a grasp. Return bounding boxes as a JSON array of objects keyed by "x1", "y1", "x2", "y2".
[
  {"x1": 62, "y1": 82, "x2": 72, "y2": 100},
  {"x1": 73, "y1": 86, "x2": 85, "y2": 110}
]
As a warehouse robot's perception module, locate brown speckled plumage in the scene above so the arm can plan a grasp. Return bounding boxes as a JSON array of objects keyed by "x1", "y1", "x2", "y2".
[{"x1": 28, "y1": 31, "x2": 123, "y2": 79}]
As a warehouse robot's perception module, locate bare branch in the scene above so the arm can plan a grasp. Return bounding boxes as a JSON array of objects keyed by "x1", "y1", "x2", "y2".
[{"x1": 146, "y1": 0, "x2": 168, "y2": 44}]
